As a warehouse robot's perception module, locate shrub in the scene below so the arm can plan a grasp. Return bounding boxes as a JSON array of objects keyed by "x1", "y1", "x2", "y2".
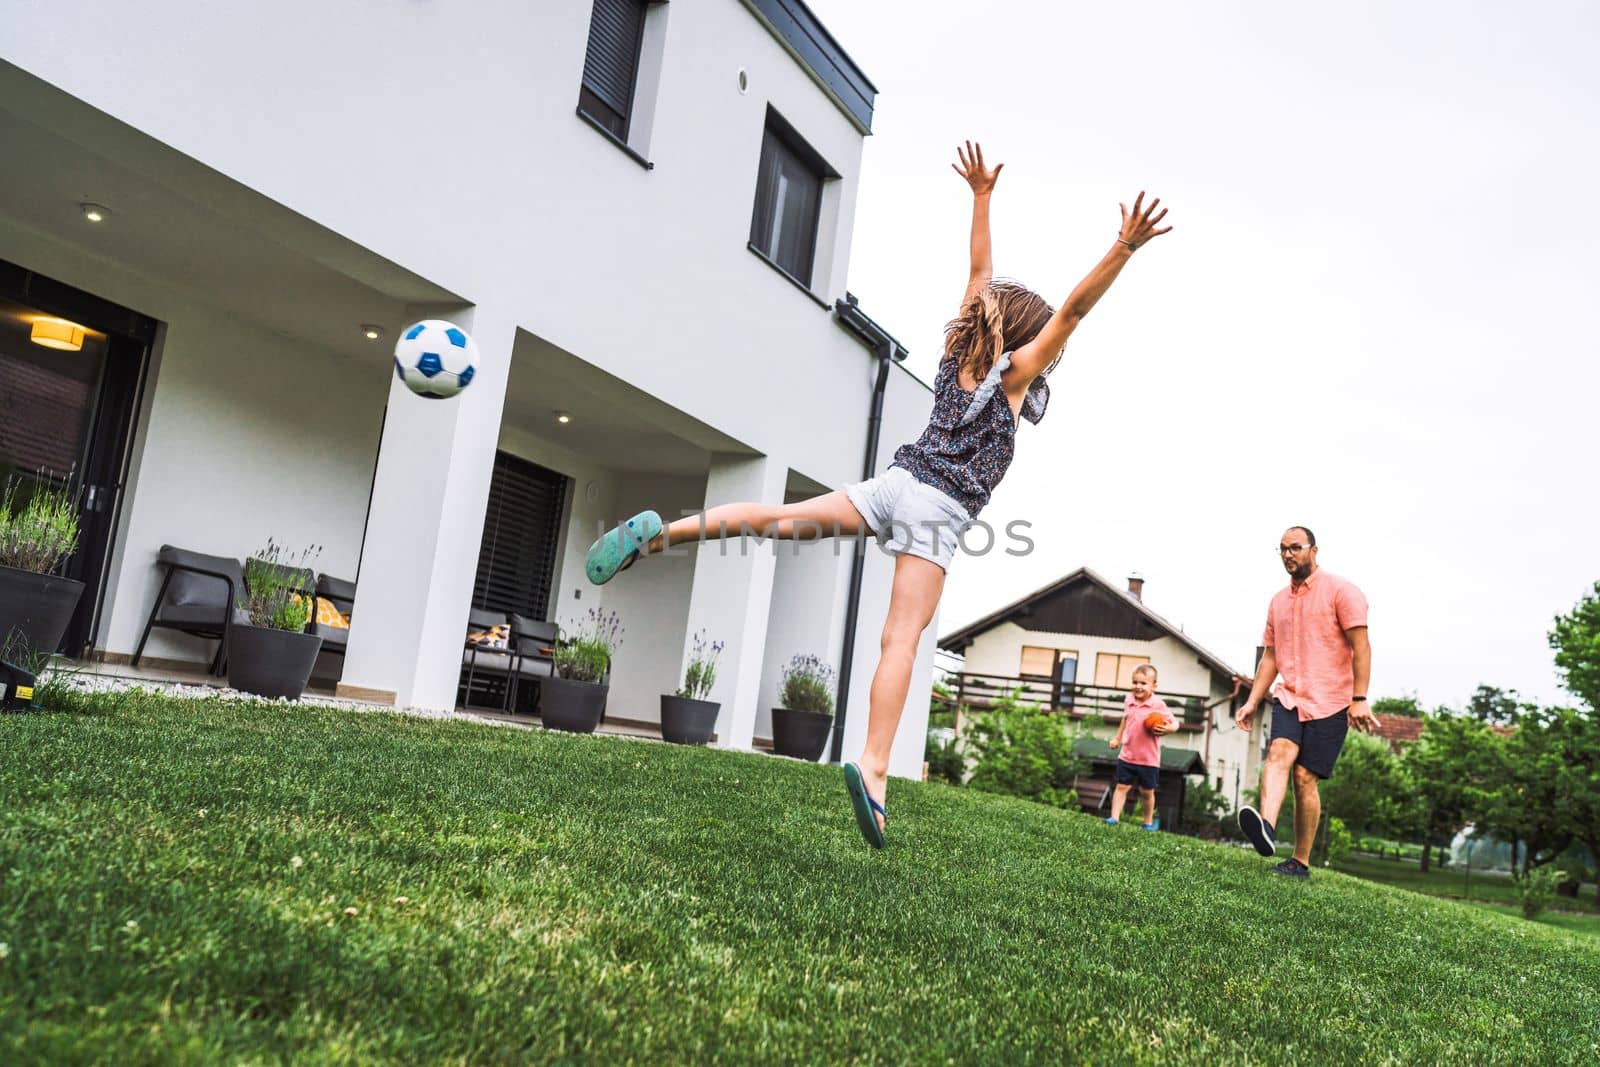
[
  {"x1": 554, "y1": 607, "x2": 623, "y2": 683},
  {"x1": 924, "y1": 731, "x2": 965, "y2": 785},
  {"x1": 240, "y1": 540, "x2": 320, "y2": 632},
  {"x1": 780, "y1": 654, "x2": 835, "y2": 714},
  {"x1": 965, "y1": 691, "x2": 1084, "y2": 809},
  {"x1": 1180, "y1": 778, "x2": 1231, "y2": 834},
  {"x1": 0, "y1": 474, "x2": 79, "y2": 575},
  {"x1": 675, "y1": 629, "x2": 724, "y2": 700},
  {"x1": 1325, "y1": 817, "x2": 1354, "y2": 866},
  {"x1": 1520, "y1": 865, "x2": 1563, "y2": 920}
]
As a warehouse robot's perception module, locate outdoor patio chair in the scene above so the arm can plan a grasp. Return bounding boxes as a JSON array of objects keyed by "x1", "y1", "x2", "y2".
[
  {"x1": 507, "y1": 614, "x2": 559, "y2": 716},
  {"x1": 459, "y1": 607, "x2": 514, "y2": 710},
  {"x1": 310, "y1": 574, "x2": 356, "y2": 659},
  {"x1": 132, "y1": 545, "x2": 246, "y2": 676}
]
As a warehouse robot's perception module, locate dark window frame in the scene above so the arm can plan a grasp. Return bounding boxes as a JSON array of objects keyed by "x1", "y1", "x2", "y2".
[{"x1": 748, "y1": 107, "x2": 837, "y2": 293}]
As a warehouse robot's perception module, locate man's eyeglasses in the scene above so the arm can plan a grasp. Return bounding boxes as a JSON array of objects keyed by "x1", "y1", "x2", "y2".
[{"x1": 1278, "y1": 543, "x2": 1311, "y2": 556}]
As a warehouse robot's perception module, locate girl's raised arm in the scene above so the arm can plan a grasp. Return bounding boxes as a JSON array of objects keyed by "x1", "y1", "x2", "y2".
[{"x1": 952, "y1": 141, "x2": 1003, "y2": 306}]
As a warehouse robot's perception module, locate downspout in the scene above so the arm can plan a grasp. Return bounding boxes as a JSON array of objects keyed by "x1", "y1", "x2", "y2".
[{"x1": 829, "y1": 294, "x2": 906, "y2": 763}]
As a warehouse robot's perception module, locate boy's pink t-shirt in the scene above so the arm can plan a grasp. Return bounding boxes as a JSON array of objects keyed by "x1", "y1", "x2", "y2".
[
  {"x1": 1263, "y1": 568, "x2": 1369, "y2": 722},
  {"x1": 1119, "y1": 696, "x2": 1168, "y2": 768}
]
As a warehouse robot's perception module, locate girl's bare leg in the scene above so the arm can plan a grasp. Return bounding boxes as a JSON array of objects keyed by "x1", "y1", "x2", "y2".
[
  {"x1": 854, "y1": 553, "x2": 947, "y2": 831},
  {"x1": 646, "y1": 490, "x2": 869, "y2": 552}
]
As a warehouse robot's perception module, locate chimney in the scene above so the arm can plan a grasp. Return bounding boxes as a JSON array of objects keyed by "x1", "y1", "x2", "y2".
[{"x1": 1127, "y1": 572, "x2": 1145, "y2": 601}]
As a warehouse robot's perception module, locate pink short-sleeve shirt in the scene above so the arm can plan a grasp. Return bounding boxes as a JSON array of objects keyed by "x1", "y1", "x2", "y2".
[
  {"x1": 1263, "y1": 569, "x2": 1369, "y2": 722},
  {"x1": 1119, "y1": 695, "x2": 1168, "y2": 767}
]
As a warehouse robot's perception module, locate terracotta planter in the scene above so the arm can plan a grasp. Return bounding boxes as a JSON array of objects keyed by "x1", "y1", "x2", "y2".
[
  {"x1": 542, "y1": 676, "x2": 608, "y2": 733},
  {"x1": 660, "y1": 695, "x2": 719, "y2": 745},
  {"x1": 771, "y1": 706, "x2": 833, "y2": 761},
  {"x1": 227, "y1": 623, "x2": 323, "y2": 700},
  {"x1": 0, "y1": 564, "x2": 86, "y2": 663}
]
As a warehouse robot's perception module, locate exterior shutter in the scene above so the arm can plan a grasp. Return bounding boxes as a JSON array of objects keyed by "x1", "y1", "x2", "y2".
[
  {"x1": 582, "y1": 0, "x2": 646, "y2": 119},
  {"x1": 473, "y1": 452, "x2": 568, "y2": 620}
]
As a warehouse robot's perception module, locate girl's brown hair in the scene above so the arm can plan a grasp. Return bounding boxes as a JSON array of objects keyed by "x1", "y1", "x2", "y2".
[{"x1": 943, "y1": 279, "x2": 1056, "y2": 384}]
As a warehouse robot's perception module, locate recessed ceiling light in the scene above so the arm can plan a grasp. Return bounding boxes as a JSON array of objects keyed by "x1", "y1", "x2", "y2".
[
  {"x1": 361, "y1": 324, "x2": 384, "y2": 341},
  {"x1": 555, "y1": 411, "x2": 572, "y2": 424},
  {"x1": 80, "y1": 202, "x2": 110, "y2": 223}
]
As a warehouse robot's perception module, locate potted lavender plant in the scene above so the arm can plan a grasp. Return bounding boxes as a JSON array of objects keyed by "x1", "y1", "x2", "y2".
[
  {"x1": 0, "y1": 473, "x2": 84, "y2": 667},
  {"x1": 227, "y1": 540, "x2": 323, "y2": 700},
  {"x1": 771, "y1": 653, "x2": 836, "y2": 761},
  {"x1": 660, "y1": 629, "x2": 724, "y2": 745},
  {"x1": 543, "y1": 606, "x2": 622, "y2": 733}
]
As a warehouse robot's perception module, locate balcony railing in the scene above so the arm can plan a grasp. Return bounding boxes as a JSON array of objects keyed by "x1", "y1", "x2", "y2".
[{"x1": 935, "y1": 670, "x2": 1212, "y2": 727}]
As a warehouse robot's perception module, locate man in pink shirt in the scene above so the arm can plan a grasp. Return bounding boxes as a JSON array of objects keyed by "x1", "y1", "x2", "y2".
[
  {"x1": 1234, "y1": 527, "x2": 1377, "y2": 878},
  {"x1": 1105, "y1": 665, "x2": 1176, "y2": 830}
]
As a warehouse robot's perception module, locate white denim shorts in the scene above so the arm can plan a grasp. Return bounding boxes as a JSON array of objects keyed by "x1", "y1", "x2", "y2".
[{"x1": 843, "y1": 467, "x2": 971, "y2": 571}]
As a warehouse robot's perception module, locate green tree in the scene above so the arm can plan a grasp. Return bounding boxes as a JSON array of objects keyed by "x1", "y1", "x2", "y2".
[
  {"x1": 1550, "y1": 580, "x2": 1600, "y2": 712},
  {"x1": 1546, "y1": 707, "x2": 1600, "y2": 903},
  {"x1": 1371, "y1": 695, "x2": 1424, "y2": 718},
  {"x1": 1475, "y1": 709, "x2": 1571, "y2": 880},
  {"x1": 1319, "y1": 731, "x2": 1419, "y2": 839},
  {"x1": 965, "y1": 690, "x2": 1085, "y2": 809},
  {"x1": 1402, "y1": 714, "x2": 1501, "y2": 872},
  {"x1": 1465, "y1": 684, "x2": 1531, "y2": 726}
]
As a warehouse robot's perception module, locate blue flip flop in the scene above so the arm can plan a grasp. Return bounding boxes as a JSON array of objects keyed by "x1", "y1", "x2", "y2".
[
  {"x1": 843, "y1": 762, "x2": 886, "y2": 850},
  {"x1": 585, "y1": 510, "x2": 663, "y2": 585}
]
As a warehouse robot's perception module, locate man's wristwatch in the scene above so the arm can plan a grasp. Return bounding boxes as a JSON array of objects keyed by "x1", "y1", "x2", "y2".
[{"x1": 1351, "y1": 696, "x2": 1368, "y2": 702}]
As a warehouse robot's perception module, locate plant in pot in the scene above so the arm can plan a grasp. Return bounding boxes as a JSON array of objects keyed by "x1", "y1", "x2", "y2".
[
  {"x1": 227, "y1": 540, "x2": 323, "y2": 701},
  {"x1": 544, "y1": 606, "x2": 622, "y2": 733},
  {"x1": 0, "y1": 472, "x2": 84, "y2": 669},
  {"x1": 771, "y1": 653, "x2": 836, "y2": 761},
  {"x1": 660, "y1": 629, "x2": 724, "y2": 745}
]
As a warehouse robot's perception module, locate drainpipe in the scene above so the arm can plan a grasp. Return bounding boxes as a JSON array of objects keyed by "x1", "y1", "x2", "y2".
[{"x1": 829, "y1": 293, "x2": 907, "y2": 763}]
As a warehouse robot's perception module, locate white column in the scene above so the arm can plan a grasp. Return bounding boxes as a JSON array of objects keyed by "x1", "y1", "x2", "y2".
[
  {"x1": 677, "y1": 453, "x2": 786, "y2": 750},
  {"x1": 339, "y1": 304, "x2": 514, "y2": 710}
]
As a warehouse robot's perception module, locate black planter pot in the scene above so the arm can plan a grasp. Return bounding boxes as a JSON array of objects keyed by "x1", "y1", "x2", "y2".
[
  {"x1": 0, "y1": 564, "x2": 86, "y2": 662},
  {"x1": 542, "y1": 676, "x2": 608, "y2": 733},
  {"x1": 771, "y1": 706, "x2": 834, "y2": 761},
  {"x1": 660, "y1": 695, "x2": 719, "y2": 745},
  {"x1": 227, "y1": 623, "x2": 323, "y2": 700}
]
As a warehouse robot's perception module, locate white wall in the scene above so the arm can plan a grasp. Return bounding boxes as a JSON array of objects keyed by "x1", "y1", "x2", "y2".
[
  {"x1": 758, "y1": 533, "x2": 854, "y2": 743},
  {"x1": 0, "y1": 214, "x2": 391, "y2": 664},
  {"x1": 3, "y1": 0, "x2": 888, "y2": 493}
]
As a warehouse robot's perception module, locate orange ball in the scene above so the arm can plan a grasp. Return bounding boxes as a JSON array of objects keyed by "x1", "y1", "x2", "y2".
[{"x1": 1144, "y1": 712, "x2": 1175, "y2": 735}]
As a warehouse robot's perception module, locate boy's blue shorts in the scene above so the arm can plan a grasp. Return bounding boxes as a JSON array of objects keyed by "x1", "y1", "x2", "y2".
[{"x1": 1114, "y1": 759, "x2": 1159, "y2": 791}]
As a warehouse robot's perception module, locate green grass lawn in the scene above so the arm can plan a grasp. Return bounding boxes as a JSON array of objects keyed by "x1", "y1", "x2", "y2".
[
  {"x1": 3, "y1": 687, "x2": 1599, "y2": 1064},
  {"x1": 1330, "y1": 853, "x2": 1600, "y2": 940}
]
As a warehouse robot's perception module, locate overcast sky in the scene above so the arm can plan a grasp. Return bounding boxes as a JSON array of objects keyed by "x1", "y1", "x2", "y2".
[{"x1": 803, "y1": 0, "x2": 1599, "y2": 710}]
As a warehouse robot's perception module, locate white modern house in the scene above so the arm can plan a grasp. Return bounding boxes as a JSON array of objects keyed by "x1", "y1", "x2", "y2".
[
  {"x1": 938, "y1": 568, "x2": 1266, "y2": 812},
  {"x1": 0, "y1": 0, "x2": 941, "y2": 777}
]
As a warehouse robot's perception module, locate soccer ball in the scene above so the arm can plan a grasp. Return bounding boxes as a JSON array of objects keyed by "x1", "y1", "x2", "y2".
[
  {"x1": 1145, "y1": 711, "x2": 1175, "y2": 735},
  {"x1": 393, "y1": 320, "x2": 477, "y2": 399}
]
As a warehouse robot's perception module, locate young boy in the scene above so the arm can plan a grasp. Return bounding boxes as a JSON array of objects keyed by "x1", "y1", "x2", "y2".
[{"x1": 1106, "y1": 664, "x2": 1174, "y2": 830}]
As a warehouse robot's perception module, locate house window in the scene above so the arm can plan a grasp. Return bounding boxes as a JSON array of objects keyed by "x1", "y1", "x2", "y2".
[
  {"x1": 1019, "y1": 645, "x2": 1056, "y2": 678},
  {"x1": 749, "y1": 109, "x2": 832, "y2": 287},
  {"x1": 1094, "y1": 653, "x2": 1151, "y2": 689},
  {"x1": 472, "y1": 452, "x2": 568, "y2": 620},
  {"x1": 578, "y1": 0, "x2": 648, "y2": 141}
]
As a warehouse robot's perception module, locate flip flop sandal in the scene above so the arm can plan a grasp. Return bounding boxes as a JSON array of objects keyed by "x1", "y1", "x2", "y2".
[
  {"x1": 843, "y1": 762, "x2": 887, "y2": 850},
  {"x1": 585, "y1": 511, "x2": 663, "y2": 585}
]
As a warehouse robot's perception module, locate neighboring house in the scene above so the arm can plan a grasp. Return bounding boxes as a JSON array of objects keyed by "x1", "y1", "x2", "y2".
[
  {"x1": 0, "y1": 1, "x2": 940, "y2": 776},
  {"x1": 1371, "y1": 714, "x2": 1427, "y2": 752},
  {"x1": 937, "y1": 567, "x2": 1265, "y2": 810}
]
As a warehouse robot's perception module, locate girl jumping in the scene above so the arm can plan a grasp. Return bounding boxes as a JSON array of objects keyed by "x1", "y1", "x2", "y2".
[{"x1": 584, "y1": 141, "x2": 1171, "y2": 848}]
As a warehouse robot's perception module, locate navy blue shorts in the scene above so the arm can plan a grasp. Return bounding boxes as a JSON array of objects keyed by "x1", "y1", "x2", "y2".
[
  {"x1": 1114, "y1": 759, "x2": 1159, "y2": 791},
  {"x1": 1269, "y1": 700, "x2": 1350, "y2": 779}
]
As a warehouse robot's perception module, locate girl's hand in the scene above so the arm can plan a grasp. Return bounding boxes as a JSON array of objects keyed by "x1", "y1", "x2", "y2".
[
  {"x1": 1109, "y1": 736, "x2": 1122, "y2": 749},
  {"x1": 1117, "y1": 191, "x2": 1172, "y2": 251},
  {"x1": 952, "y1": 141, "x2": 1003, "y2": 196}
]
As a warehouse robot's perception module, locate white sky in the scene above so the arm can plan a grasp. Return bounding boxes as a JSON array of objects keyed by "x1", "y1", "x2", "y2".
[{"x1": 804, "y1": 0, "x2": 1600, "y2": 709}]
